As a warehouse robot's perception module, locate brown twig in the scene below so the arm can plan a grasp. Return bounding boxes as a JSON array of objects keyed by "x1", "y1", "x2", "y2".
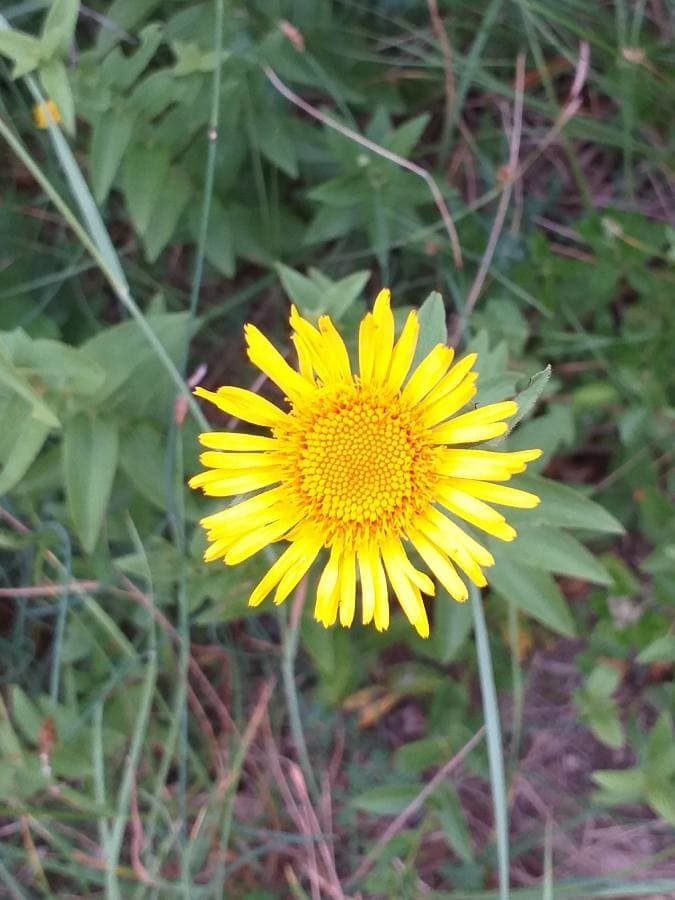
[
  {"x1": 346, "y1": 726, "x2": 485, "y2": 886},
  {"x1": 453, "y1": 52, "x2": 526, "y2": 342},
  {"x1": 263, "y1": 65, "x2": 463, "y2": 270}
]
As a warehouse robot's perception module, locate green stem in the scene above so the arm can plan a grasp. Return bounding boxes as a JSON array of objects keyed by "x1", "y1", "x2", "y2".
[{"x1": 470, "y1": 583, "x2": 509, "y2": 900}]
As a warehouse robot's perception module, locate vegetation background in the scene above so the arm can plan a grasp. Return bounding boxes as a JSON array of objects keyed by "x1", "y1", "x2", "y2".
[{"x1": 0, "y1": 0, "x2": 674, "y2": 897}]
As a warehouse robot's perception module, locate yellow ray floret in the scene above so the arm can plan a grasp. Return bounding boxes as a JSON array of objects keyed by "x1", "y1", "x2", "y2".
[{"x1": 190, "y1": 290, "x2": 542, "y2": 637}]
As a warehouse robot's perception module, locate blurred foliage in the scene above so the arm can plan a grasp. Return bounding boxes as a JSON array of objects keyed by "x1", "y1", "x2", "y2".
[{"x1": 0, "y1": 0, "x2": 674, "y2": 896}]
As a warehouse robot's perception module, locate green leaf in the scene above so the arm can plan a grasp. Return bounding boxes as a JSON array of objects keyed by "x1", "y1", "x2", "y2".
[
  {"x1": 646, "y1": 783, "x2": 675, "y2": 826},
  {"x1": 143, "y1": 167, "x2": 191, "y2": 261},
  {"x1": 593, "y1": 767, "x2": 644, "y2": 802},
  {"x1": 637, "y1": 635, "x2": 675, "y2": 664},
  {"x1": 510, "y1": 525, "x2": 612, "y2": 585},
  {"x1": 38, "y1": 59, "x2": 75, "y2": 133},
  {"x1": 195, "y1": 198, "x2": 235, "y2": 277},
  {"x1": 352, "y1": 783, "x2": 421, "y2": 815},
  {"x1": 118, "y1": 422, "x2": 168, "y2": 511},
  {"x1": 585, "y1": 663, "x2": 621, "y2": 698},
  {"x1": 515, "y1": 475, "x2": 624, "y2": 534},
  {"x1": 425, "y1": 589, "x2": 473, "y2": 664},
  {"x1": 41, "y1": 0, "x2": 79, "y2": 55},
  {"x1": 123, "y1": 142, "x2": 170, "y2": 236},
  {"x1": 0, "y1": 347, "x2": 60, "y2": 428},
  {"x1": 412, "y1": 291, "x2": 447, "y2": 369},
  {"x1": 318, "y1": 270, "x2": 370, "y2": 320},
  {"x1": 90, "y1": 110, "x2": 135, "y2": 204},
  {"x1": 0, "y1": 414, "x2": 50, "y2": 494},
  {"x1": 63, "y1": 413, "x2": 119, "y2": 554},
  {"x1": 0, "y1": 28, "x2": 41, "y2": 77},
  {"x1": 645, "y1": 714, "x2": 675, "y2": 781},
  {"x1": 275, "y1": 263, "x2": 321, "y2": 313},
  {"x1": 507, "y1": 366, "x2": 551, "y2": 431},
  {"x1": 489, "y1": 552, "x2": 576, "y2": 637},
  {"x1": 433, "y1": 783, "x2": 473, "y2": 862}
]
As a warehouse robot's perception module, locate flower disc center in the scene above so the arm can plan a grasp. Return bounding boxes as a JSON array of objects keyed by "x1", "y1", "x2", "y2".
[{"x1": 280, "y1": 383, "x2": 438, "y2": 540}]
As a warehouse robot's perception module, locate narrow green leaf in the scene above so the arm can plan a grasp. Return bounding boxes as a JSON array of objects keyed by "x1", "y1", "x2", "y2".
[
  {"x1": 63, "y1": 413, "x2": 119, "y2": 554},
  {"x1": 38, "y1": 60, "x2": 75, "y2": 134},
  {"x1": 352, "y1": 783, "x2": 421, "y2": 815},
  {"x1": 275, "y1": 263, "x2": 322, "y2": 313},
  {"x1": 592, "y1": 767, "x2": 644, "y2": 802},
  {"x1": 412, "y1": 291, "x2": 447, "y2": 369},
  {"x1": 90, "y1": 110, "x2": 135, "y2": 204},
  {"x1": 41, "y1": 0, "x2": 80, "y2": 54},
  {"x1": 143, "y1": 168, "x2": 191, "y2": 262}
]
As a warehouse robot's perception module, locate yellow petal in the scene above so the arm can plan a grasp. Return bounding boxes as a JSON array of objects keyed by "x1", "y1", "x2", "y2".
[
  {"x1": 188, "y1": 467, "x2": 283, "y2": 496},
  {"x1": 318, "y1": 315, "x2": 353, "y2": 381},
  {"x1": 315, "y1": 543, "x2": 341, "y2": 626},
  {"x1": 194, "y1": 386, "x2": 285, "y2": 427},
  {"x1": 358, "y1": 313, "x2": 376, "y2": 382},
  {"x1": 433, "y1": 421, "x2": 509, "y2": 445},
  {"x1": 372, "y1": 550, "x2": 390, "y2": 632},
  {"x1": 199, "y1": 486, "x2": 286, "y2": 530},
  {"x1": 357, "y1": 546, "x2": 376, "y2": 625},
  {"x1": 249, "y1": 538, "x2": 318, "y2": 607},
  {"x1": 401, "y1": 344, "x2": 455, "y2": 406},
  {"x1": 436, "y1": 484, "x2": 517, "y2": 541},
  {"x1": 444, "y1": 479, "x2": 540, "y2": 509},
  {"x1": 199, "y1": 432, "x2": 278, "y2": 452},
  {"x1": 436, "y1": 448, "x2": 541, "y2": 480},
  {"x1": 407, "y1": 527, "x2": 468, "y2": 602},
  {"x1": 387, "y1": 310, "x2": 419, "y2": 392},
  {"x1": 199, "y1": 451, "x2": 281, "y2": 470},
  {"x1": 371, "y1": 289, "x2": 395, "y2": 383},
  {"x1": 381, "y1": 539, "x2": 430, "y2": 638},
  {"x1": 224, "y1": 514, "x2": 301, "y2": 565},
  {"x1": 338, "y1": 549, "x2": 357, "y2": 627},
  {"x1": 421, "y1": 376, "x2": 478, "y2": 427},
  {"x1": 273, "y1": 537, "x2": 323, "y2": 605},
  {"x1": 416, "y1": 508, "x2": 491, "y2": 586},
  {"x1": 245, "y1": 324, "x2": 313, "y2": 401},
  {"x1": 419, "y1": 353, "x2": 478, "y2": 409}
]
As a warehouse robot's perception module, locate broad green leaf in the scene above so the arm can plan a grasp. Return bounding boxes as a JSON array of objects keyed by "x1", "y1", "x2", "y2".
[
  {"x1": 433, "y1": 783, "x2": 473, "y2": 862},
  {"x1": 507, "y1": 366, "x2": 551, "y2": 431},
  {"x1": 412, "y1": 291, "x2": 447, "y2": 369},
  {"x1": 592, "y1": 767, "x2": 644, "y2": 801},
  {"x1": 585, "y1": 663, "x2": 621, "y2": 698},
  {"x1": 515, "y1": 475, "x2": 624, "y2": 534},
  {"x1": 38, "y1": 59, "x2": 75, "y2": 134},
  {"x1": 0, "y1": 414, "x2": 50, "y2": 494},
  {"x1": 63, "y1": 413, "x2": 119, "y2": 554},
  {"x1": 81, "y1": 312, "x2": 190, "y2": 406},
  {"x1": 19, "y1": 336, "x2": 105, "y2": 398},
  {"x1": 646, "y1": 784, "x2": 675, "y2": 825},
  {"x1": 90, "y1": 110, "x2": 135, "y2": 203},
  {"x1": 118, "y1": 422, "x2": 169, "y2": 511},
  {"x1": 143, "y1": 167, "x2": 192, "y2": 261},
  {"x1": 645, "y1": 714, "x2": 675, "y2": 781},
  {"x1": 0, "y1": 347, "x2": 60, "y2": 427},
  {"x1": 637, "y1": 635, "x2": 675, "y2": 664},
  {"x1": 489, "y1": 553, "x2": 576, "y2": 637},
  {"x1": 0, "y1": 28, "x2": 41, "y2": 77},
  {"x1": 352, "y1": 783, "x2": 421, "y2": 815},
  {"x1": 195, "y1": 198, "x2": 235, "y2": 277},
  {"x1": 320, "y1": 270, "x2": 370, "y2": 320},
  {"x1": 9, "y1": 686, "x2": 43, "y2": 745},
  {"x1": 511, "y1": 525, "x2": 612, "y2": 585},
  {"x1": 41, "y1": 0, "x2": 80, "y2": 55},
  {"x1": 275, "y1": 263, "x2": 321, "y2": 313},
  {"x1": 123, "y1": 142, "x2": 170, "y2": 236},
  {"x1": 425, "y1": 589, "x2": 473, "y2": 664},
  {"x1": 255, "y1": 112, "x2": 298, "y2": 178}
]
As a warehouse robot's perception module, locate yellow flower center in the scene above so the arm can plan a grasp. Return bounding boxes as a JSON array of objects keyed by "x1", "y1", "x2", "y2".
[{"x1": 275, "y1": 382, "x2": 439, "y2": 546}]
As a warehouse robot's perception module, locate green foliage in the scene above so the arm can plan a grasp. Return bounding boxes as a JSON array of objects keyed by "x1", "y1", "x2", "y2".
[{"x1": 0, "y1": 0, "x2": 673, "y2": 896}]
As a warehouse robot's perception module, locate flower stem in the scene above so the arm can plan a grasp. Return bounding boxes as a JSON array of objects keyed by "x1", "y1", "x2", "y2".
[{"x1": 470, "y1": 583, "x2": 510, "y2": 900}]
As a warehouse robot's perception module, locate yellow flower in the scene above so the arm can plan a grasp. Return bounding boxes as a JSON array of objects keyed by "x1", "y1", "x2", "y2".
[
  {"x1": 190, "y1": 291, "x2": 542, "y2": 637},
  {"x1": 33, "y1": 99, "x2": 62, "y2": 129}
]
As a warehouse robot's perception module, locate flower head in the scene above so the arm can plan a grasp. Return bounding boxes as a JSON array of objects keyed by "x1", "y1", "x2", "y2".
[
  {"x1": 190, "y1": 291, "x2": 542, "y2": 637},
  {"x1": 33, "y1": 99, "x2": 61, "y2": 129}
]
